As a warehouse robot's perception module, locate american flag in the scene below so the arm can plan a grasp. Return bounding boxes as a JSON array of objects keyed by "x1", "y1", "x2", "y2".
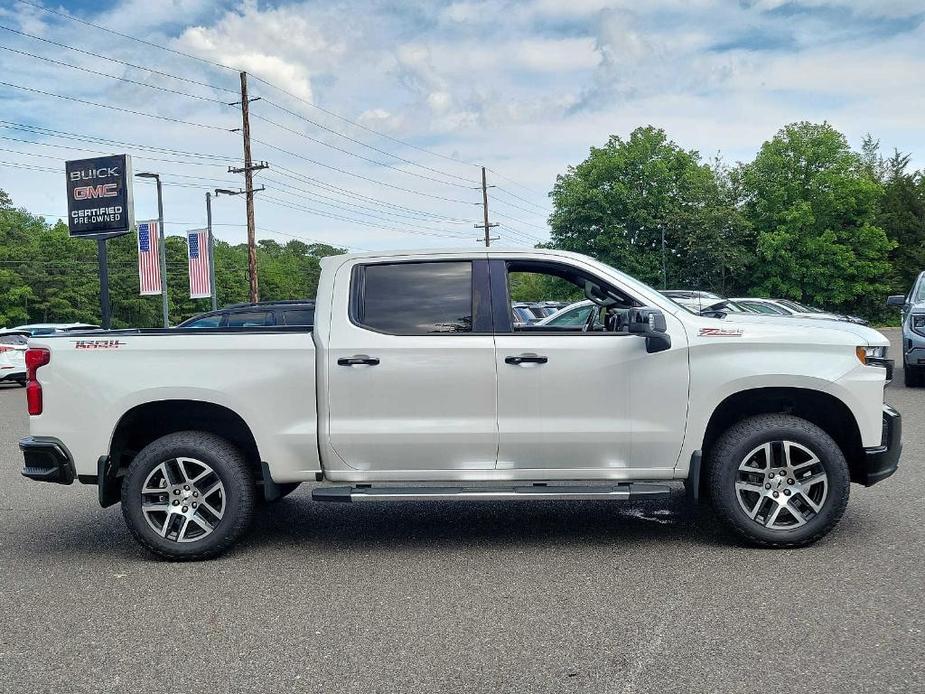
[
  {"x1": 187, "y1": 229, "x2": 212, "y2": 299},
  {"x1": 137, "y1": 221, "x2": 162, "y2": 295}
]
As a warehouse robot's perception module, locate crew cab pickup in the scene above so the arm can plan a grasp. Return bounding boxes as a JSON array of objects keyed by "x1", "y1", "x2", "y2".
[{"x1": 19, "y1": 249, "x2": 902, "y2": 560}]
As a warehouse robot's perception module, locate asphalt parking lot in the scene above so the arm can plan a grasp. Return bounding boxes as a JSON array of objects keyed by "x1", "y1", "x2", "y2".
[{"x1": 0, "y1": 329, "x2": 921, "y2": 694}]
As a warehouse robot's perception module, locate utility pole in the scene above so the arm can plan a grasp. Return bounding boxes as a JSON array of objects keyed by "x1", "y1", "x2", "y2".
[
  {"x1": 205, "y1": 191, "x2": 217, "y2": 312},
  {"x1": 475, "y1": 166, "x2": 499, "y2": 246},
  {"x1": 229, "y1": 71, "x2": 268, "y2": 303}
]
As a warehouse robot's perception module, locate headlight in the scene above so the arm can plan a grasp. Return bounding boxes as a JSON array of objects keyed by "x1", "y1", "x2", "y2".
[
  {"x1": 856, "y1": 345, "x2": 887, "y2": 364},
  {"x1": 912, "y1": 314, "x2": 925, "y2": 332}
]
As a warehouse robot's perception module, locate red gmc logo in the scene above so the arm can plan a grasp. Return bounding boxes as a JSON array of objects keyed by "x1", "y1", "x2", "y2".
[{"x1": 73, "y1": 184, "x2": 118, "y2": 200}]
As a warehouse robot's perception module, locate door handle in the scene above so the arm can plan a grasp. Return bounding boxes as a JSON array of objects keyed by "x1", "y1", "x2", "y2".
[
  {"x1": 505, "y1": 354, "x2": 548, "y2": 365},
  {"x1": 337, "y1": 355, "x2": 380, "y2": 366}
]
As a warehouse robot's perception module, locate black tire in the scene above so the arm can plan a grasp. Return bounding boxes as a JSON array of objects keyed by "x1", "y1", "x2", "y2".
[
  {"x1": 121, "y1": 431, "x2": 256, "y2": 561},
  {"x1": 708, "y1": 414, "x2": 850, "y2": 548},
  {"x1": 903, "y1": 364, "x2": 924, "y2": 388}
]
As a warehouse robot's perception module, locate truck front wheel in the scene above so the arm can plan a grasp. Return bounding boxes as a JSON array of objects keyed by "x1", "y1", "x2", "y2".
[
  {"x1": 708, "y1": 414, "x2": 850, "y2": 548},
  {"x1": 121, "y1": 431, "x2": 256, "y2": 560}
]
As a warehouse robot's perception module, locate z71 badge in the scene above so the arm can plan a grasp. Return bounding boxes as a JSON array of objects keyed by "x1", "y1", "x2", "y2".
[
  {"x1": 72, "y1": 339, "x2": 126, "y2": 350},
  {"x1": 698, "y1": 327, "x2": 744, "y2": 337}
]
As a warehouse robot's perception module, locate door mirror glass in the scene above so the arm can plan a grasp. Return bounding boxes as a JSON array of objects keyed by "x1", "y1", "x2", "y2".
[
  {"x1": 886, "y1": 295, "x2": 906, "y2": 307},
  {"x1": 628, "y1": 307, "x2": 671, "y2": 353}
]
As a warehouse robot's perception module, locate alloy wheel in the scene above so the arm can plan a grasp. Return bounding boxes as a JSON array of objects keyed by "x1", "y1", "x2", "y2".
[
  {"x1": 140, "y1": 457, "x2": 226, "y2": 543},
  {"x1": 734, "y1": 440, "x2": 828, "y2": 530}
]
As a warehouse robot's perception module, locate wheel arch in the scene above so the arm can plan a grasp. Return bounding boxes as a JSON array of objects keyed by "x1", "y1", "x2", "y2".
[
  {"x1": 699, "y1": 387, "x2": 865, "y2": 496},
  {"x1": 101, "y1": 400, "x2": 262, "y2": 506}
]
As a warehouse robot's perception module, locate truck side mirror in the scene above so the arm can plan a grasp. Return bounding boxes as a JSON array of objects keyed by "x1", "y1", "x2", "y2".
[
  {"x1": 886, "y1": 295, "x2": 906, "y2": 307},
  {"x1": 628, "y1": 307, "x2": 671, "y2": 353}
]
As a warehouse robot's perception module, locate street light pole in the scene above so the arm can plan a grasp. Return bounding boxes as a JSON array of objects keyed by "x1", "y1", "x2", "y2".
[
  {"x1": 206, "y1": 192, "x2": 217, "y2": 311},
  {"x1": 136, "y1": 172, "x2": 169, "y2": 327}
]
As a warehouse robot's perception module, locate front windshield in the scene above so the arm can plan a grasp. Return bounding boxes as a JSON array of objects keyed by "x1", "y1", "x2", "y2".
[{"x1": 916, "y1": 277, "x2": 925, "y2": 302}]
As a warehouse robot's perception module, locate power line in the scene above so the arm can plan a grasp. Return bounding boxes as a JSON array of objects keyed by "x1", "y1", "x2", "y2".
[
  {"x1": 256, "y1": 97, "x2": 477, "y2": 185},
  {"x1": 252, "y1": 136, "x2": 478, "y2": 206},
  {"x1": 14, "y1": 0, "x2": 239, "y2": 74},
  {"x1": 0, "y1": 80, "x2": 233, "y2": 132},
  {"x1": 262, "y1": 174, "x2": 470, "y2": 225},
  {"x1": 0, "y1": 43, "x2": 229, "y2": 104},
  {"x1": 0, "y1": 23, "x2": 238, "y2": 95},
  {"x1": 485, "y1": 167, "x2": 552, "y2": 207},
  {"x1": 0, "y1": 121, "x2": 239, "y2": 163},
  {"x1": 16, "y1": 0, "x2": 537, "y2": 211},
  {"x1": 262, "y1": 182, "x2": 473, "y2": 236},
  {"x1": 249, "y1": 110, "x2": 473, "y2": 189},
  {"x1": 12, "y1": 0, "x2": 478, "y2": 175},
  {"x1": 270, "y1": 166, "x2": 472, "y2": 222},
  {"x1": 0, "y1": 135, "x2": 232, "y2": 169},
  {"x1": 493, "y1": 184, "x2": 551, "y2": 212},
  {"x1": 261, "y1": 195, "x2": 474, "y2": 241}
]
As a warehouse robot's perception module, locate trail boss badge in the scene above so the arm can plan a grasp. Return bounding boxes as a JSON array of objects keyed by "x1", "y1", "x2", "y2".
[{"x1": 698, "y1": 327, "x2": 744, "y2": 337}]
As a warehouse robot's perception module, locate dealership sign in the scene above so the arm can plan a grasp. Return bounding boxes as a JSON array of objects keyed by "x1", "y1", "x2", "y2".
[{"x1": 65, "y1": 154, "x2": 135, "y2": 237}]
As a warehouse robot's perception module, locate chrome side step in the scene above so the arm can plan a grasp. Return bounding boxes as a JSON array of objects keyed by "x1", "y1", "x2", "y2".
[{"x1": 312, "y1": 483, "x2": 671, "y2": 503}]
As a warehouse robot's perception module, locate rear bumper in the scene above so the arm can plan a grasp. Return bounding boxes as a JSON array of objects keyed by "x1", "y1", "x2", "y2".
[
  {"x1": 19, "y1": 436, "x2": 75, "y2": 485},
  {"x1": 857, "y1": 405, "x2": 902, "y2": 486},
  {"x1": 0, "y1": 369, "x2": 26, "y2": 382}
]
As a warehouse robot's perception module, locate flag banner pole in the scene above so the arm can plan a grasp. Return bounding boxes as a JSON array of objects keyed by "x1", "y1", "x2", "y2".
[
  {"x1": 187, "y1": 229, "x2": 212, "y2": 299},
  {"x1": 137, "y1": 220, "x2": 163, "y2": 296}
]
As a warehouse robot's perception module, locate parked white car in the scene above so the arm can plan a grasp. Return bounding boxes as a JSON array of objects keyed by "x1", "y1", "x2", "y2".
[
  {"x1": 20, "y1": 248, "x2": 900, "y2": 559},
  {"x1": 13, "y1": 323, "x2": 101, "y2": 336},
  {"x1": 0, "y1": 329, "x2": 28, "y2": 386}
]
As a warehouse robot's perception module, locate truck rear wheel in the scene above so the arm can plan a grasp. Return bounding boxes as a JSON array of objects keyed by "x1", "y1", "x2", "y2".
[
  {"x1": 121, "y1": 431, "x2": 256, "y2": 560},
  {"x1": 708, "y1": 414, "x2": 850, "y2": 548}
]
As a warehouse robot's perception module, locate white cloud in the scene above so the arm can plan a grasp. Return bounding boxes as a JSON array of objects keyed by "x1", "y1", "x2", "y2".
[{"x1": 3, "y1": 0, "x2": 925, "y2": 252}]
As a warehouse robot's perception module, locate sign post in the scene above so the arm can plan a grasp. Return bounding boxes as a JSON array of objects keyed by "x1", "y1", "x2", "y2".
[{"x1": 65, "y1": 154, "x2": 134, "y2": 329}]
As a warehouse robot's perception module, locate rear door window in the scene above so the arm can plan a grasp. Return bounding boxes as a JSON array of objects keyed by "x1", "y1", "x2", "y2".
[{"x1": 354, "y1": 261, "x2": 473, "y2": 334}]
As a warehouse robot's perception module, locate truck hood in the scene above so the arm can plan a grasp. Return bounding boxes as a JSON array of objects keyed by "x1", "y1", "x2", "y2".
[{"x1": 721, "y1": 313, "x2": 888, "y2": 346}]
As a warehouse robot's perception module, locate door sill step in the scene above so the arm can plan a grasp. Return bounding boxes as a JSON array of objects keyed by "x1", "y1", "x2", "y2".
[{"x1": 312, "y1": 483, "x2": 671, "y2": 503}]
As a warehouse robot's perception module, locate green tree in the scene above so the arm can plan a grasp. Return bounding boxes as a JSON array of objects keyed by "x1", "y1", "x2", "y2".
[
  {"x1": 876, "y1": 149, "x2": 925, "y2": 293},
  {"x1": 548, "y1": 126, "x2": 748, "y2": 292},
  {"x1": 740, "y1": 122, "x2": 894, "y2": 316},
  {"x1": 0, "y1": 188, "x2": 346, "y2": 327}
]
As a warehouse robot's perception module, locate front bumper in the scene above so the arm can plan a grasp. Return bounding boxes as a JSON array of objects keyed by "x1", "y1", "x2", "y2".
[
  {"x1": 857, "y1": 405, "x2": 902, "y2": 486},
  {"x1": 20, "y1": 436, "x2": 75, "y2": 485}
]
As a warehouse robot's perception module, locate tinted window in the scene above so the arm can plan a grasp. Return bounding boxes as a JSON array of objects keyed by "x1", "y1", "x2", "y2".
[
  {"x1": 226, "y1": 311, "x2": 273, "y2": 327},
  {"x1": 357, "y1": 262, "x2": 472, "y2": 334},
  {"x1": 282, "y1": 309, "x2": 314, "y2": 326},
  {"x1": 0, "y1": 334, "x2": 27, "y2": 346},
  {"x1": 184, "y1": 314, "x2": 223, "y2": 328}
]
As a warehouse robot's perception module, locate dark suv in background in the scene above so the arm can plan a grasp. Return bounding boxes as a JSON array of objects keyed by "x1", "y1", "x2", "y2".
[{"x1": 177, "y1": 300, "x2": 316, "y2": 329}]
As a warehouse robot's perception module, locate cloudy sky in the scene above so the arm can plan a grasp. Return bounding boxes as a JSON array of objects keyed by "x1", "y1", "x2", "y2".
[{"x1": 1, "y1": 0, "x2": 923, "y2": 251}]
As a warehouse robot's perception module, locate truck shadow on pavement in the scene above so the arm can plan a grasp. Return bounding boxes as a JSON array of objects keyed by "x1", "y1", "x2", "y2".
[
  {"x1": 22, "y1": 489, "x2": 752, "y2": 561},
  {"x1": 238, "y1": 489, "x2": 737, "y2": 554}
]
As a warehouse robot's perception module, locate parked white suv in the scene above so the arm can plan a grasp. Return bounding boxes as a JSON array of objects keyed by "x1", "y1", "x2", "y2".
[{"x1": 19, "y1": 249, "x2": 900, "y2": 559}]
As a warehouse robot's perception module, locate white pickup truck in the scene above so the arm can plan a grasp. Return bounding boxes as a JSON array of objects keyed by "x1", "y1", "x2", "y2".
[{"x1": 19, "y1": 248, "x2": 901, "y2": 560}]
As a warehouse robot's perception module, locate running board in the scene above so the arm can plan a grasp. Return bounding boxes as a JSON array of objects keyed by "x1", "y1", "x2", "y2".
[{"x1": 312, "y1": 483, "x2": 671, "y2": 503}]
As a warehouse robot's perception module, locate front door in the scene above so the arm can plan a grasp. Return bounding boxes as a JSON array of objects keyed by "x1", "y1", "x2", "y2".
[
  {"x1": 326, "y1": 257, "x2": 498, "y2": 472},
  {"x1": 492, "y1": 258, "x2": 689, "y2": 474}
]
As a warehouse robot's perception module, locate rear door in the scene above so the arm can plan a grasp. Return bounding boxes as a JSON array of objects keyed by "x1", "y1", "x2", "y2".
[{"x1": 325, "y1": 257, "x2": 497, "y2": 472}]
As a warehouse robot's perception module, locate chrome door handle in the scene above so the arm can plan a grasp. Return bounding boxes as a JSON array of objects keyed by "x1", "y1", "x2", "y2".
[
  {"x1": 505, "y1": 354, "x2": 548, "y2": 365},
  {"x1": 337, "y1": 355, "x2": 380, "y2": 366}
]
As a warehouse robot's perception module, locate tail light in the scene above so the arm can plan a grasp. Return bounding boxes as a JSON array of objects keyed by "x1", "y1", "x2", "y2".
[{"x1": 25, "y1": 347, "x2": 50, "y2": 416}]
